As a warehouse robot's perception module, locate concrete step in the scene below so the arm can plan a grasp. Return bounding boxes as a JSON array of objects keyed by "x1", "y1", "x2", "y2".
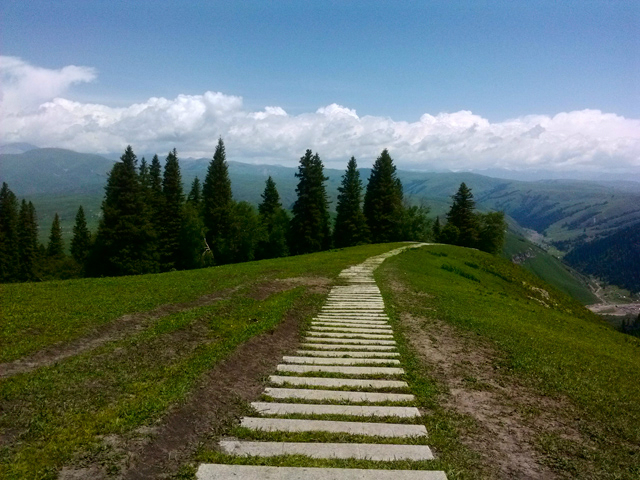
[
  {"x1": 276, "y1": 364, "x2": 404, "y2": 376},
  {"x1": 197, "y1": 465, "x2": 447, "y2": 480},
  {"x1": 302, "y1": 338, "x2": 396, "y2": 345},
  {"x1": 310, "y1": 326, "x2": 393, "y2": 334},
  {"x1": 305, "y1": 332, "x2": 394, "y2": 339},
  {"x1": 300, "y1": 343, "x2": 396, "y2": 352},
  {"x1": 312, "y1": 320, "x2": 390, "y2": 325},
  {"x1": 268, "y1": 375, "x2": 409, "y2": 389},
  {"x1": 218, "y1": 440, "x2": 434, "y2": 461},
  {"x1": 263, "y1": 387, "x2": 414, "y2": 403},
  {"x1": 251, "y1": 402, "x2": 420, "y2": 418},
  {"x1": 295, "y1": 350, "x2": 400, "y2": 357},
  {"x1": 282, "y1": 356, "x2": 400, "y2": 365},
  {"x1": 240, "y1": 417, "x2": 427, "y2": 437}
]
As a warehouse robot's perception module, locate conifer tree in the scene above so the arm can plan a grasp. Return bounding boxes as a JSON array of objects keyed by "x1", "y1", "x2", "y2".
[
  {"x1": 71, "y1": 206, "x2": 92, "y2": 265},
  {"x1": 363, "y1": 149, "x2": 403, "y2": 243},
  {"x1": 432, "y1": 216, "x2": 441, "y2": 241},
  {"x1": 91, "y1": 146, "x2": 159, "y2": 276},
  {"x1": 290, "y1": 150, "x2": 331, "y2": 254},
  {"x1": 446, "y1": 182, "x2": 478, "y2": 247},
  {"x1": 147, "y1": 154, "x2": 164, "y2": 243},
  {"x1": 160, "y1": 148, "x2": 184, "y2": 270},
  {"x1": 139, "y1": 157, "x2": 150, "y2": 188},
  {"x1": 257, "y1": 176, "x2": 289, "y2": 259},
  {"x1": 17, "y1": 200, "x2": 39, "y2": 281},
  {"x1": 0, "y1": 182, "x2": 20, "y2": 282},
  {"x1": 334, "y1": 157, "x2": 369, "y2": 247},
  {"x1": 187, "y1": 177, "x2": 202, "y2": 206},
  {"x1": 203, "y1": 138, "x2": 234, "y2": 264},
  {"x1": 46, "y1": 213, "x2": 65, "y2": 258}
]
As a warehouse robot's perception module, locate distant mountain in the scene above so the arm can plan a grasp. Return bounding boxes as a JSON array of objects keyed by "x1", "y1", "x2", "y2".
[
  {"x1": 565, "y1": 223, "x2": 640, "y2": 293},
  {"x1": 0, "y1": 142, "x2": 39, "y2": 155},
  {"x1": 2, "y1": 147, "x2": 640, "y2": 296}
]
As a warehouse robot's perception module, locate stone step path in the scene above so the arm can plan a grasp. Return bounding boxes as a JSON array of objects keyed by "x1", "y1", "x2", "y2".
[{"x1": 197, "y1": 244, "x2": 447, "y2": 479}]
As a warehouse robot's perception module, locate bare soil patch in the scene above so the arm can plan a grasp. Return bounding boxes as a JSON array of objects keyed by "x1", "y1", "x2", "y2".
[{"x1": 401, "y1": 312, "x2": 584, "y2": 480}]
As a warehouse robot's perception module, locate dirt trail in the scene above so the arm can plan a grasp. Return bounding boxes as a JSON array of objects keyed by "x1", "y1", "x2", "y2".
[
  {"x1": 0, "y1": 277, "x2": 329, "y2": 380},
  {"x1": 398, "y1": 309, "x2": 585, "y2": 480},
  {"x1": 58, "y1": 285, "x2": 324, "y2": 480}
]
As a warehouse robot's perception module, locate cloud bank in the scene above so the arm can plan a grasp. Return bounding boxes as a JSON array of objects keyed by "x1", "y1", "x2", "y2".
[{"x1": 1, "y1": 56, "x2": 639, "y2": 174}]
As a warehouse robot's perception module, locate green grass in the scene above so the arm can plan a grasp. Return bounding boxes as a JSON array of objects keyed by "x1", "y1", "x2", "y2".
[
  {"x1": 378, "y1": 245, "x2": 640, "y2": 479},
  {"x1": 502, "y1": 231, "x2": 597, "y2": 304},
  {"x1": 0, "y1": 243, "x2": 406, "y2": 363},
  {"x1": 0, "y1": 243, "x2": 407, "y2": 479}
]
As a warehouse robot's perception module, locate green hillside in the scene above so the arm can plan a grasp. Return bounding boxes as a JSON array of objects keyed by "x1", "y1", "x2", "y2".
[
  {"x1": 1, "y1": 244, "x2": 637, "y2": 479},
  {"x1": 378, "y1": 245, "x2": 639, "y2": 479}
]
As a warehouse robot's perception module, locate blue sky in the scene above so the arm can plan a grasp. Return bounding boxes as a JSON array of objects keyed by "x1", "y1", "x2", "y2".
[{"x1": 1, "y1": 0, "x2": 639, "y2": 175}]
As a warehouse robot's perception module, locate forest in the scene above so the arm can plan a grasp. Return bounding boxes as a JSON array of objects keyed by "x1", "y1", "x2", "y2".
[{"x1": 0, "y1": 139, "x2": 505, "y2": 282}]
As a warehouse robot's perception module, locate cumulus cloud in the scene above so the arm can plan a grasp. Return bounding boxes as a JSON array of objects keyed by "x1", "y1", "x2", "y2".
[
  {"x1": 0, "y1": 56, "x2": 96, "y2": 114},
  {"x1": 2, "y1": 56, "x2": 639, "y2": 175}
]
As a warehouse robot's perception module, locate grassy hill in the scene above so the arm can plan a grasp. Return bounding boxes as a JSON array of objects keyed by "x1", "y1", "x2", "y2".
[{"x1": 1, "y1": 244, "x2": 638, "y2": 479}]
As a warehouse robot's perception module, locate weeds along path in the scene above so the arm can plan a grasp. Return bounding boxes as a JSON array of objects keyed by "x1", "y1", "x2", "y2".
[{"x1": 195, "y1": 244, "x2": 448, "y2": 480}]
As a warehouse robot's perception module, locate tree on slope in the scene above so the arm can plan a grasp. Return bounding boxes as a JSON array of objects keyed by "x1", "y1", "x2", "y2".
[
  {"x1": 46, "y1": 213, "x2": 64, "y2": 258},
  {"x1": 0, "y1": 182, "x2": 20, "y2": 282},
  {"x1": 446, "y1": 182, "x2": 478, "y2": 248},
  {"x1": 363, "y1": 149, "x2": 403, "y2": 243},
  {"x1": 160, "y1": 149, "x2": 185, "y2": 270},
  {"x1": 257, "y1": 176, "x2": 289, "y2": 259},
  {"x1": 17, "y1": 200, "x2": 39, "y2": 281},
  {"x1": 334, "y1": 157, "x2": 369, "y2": 247},
  {"x1": 71, "y1": 206, "x2": 92, "y2": 266},
  {"x1": 289, "y1": 150, "x2": 331, "y2": 254},
  {"x1": 91, "y1": 146, "x2": 159, "y2": 276},
  {"x1": 202, "y1": 138, "x2": 234, "y2": 264}
]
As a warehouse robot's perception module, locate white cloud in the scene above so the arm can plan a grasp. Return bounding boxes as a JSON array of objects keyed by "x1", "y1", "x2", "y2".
[
  {"x1": 0, "y1": 56, "x2": 96, "y2": 114},
  {"x1": 2, "y1": 56, "x2": 640, "y2": 175}
]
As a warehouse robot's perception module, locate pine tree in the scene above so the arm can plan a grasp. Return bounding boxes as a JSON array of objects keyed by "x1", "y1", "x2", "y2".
[
  {"x1": 334, "y1": 157, "x2": 369, "y2": 247},
  {"x1": 0, "y1": 182, "x2": 20, "y2": 282},
  {"x1": 477, "y1": 211, "x2": 506, "y2": 254},
  {"x1": 71, "y1": 205, "x2": 92, "y2": 265},
  {"x1": 160, "y1": 148, "x2": 185, "y2": 270},
  {"x1": 290, "y1": 150, "x2": 331, "y2": 254},
  {"x1": 432, "y1": 216, "x2": 441, "y2": 241},
  {"x1": 91, "y1": 146, "x2": 159, "y2": 276},
  {"x1": 363, "y1": 149, "x2": 403, "y2": 243},
  {"x1": 17, "y1": 200, "x2": 39, "y2": 281},
  {"x1": 187, "y1": 177, "x2": 202, "y2": 206},
  {"x1": 257, "y1": 176, "x2": 289, "y2": 259},
  {"x1": 446, "y1": 182, "x2": 478, "y2": 248},
  {"x1": 46, "y1": 213, "x2": 65, "y2": 258},
  {"x1": 139, "y1": 157, "x2": 150, "y2": 188},
  {"x1": 202, "y1": 138, "x2": 234, "y2": 264}
]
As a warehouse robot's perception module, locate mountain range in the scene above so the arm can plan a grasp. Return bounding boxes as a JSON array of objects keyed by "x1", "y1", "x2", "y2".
[{"x1": 1, "y1": 147, "x2": 639, "y2": 296}]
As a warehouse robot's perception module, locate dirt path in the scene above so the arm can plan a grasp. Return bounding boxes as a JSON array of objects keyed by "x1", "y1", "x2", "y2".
[{"x1": 0, "y1": 277, "x2": 329, "y2": 380}]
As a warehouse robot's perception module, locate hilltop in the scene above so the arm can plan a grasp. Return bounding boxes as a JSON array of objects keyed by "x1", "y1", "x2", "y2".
[{"x1": 0, "y1": 244, "x2": 637, "y2": 479}]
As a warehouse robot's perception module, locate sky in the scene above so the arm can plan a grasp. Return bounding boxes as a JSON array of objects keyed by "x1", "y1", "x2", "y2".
[{"x1": 1, "y1": 0, "x2": 639, "y2": 176}]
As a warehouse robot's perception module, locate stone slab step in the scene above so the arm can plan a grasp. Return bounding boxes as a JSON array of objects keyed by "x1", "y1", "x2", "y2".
[
  {"x1": 296, "y1": 350, "x2": 399, "y2": 357},
  {"x1": 240, "y1": 417, "x2": 427, "y2": 437},
  {"x1": 268, "y1": 375, "x2": 409, "y2": 389},
  {"x1": 310, "y1": 326, "x2": 393, "y2": 334},
  {"x1": 276, "y1": 364, "x2": 404, "y2": 375},
  {"x1": 197, "y1": 465, "x2": 447, "y2": 480},
  {"x1": 312, "y1": 320, "x2": 390, "y2": 326},
  {"x1": 302, "y1": 338, "x2": 396, "y2": 345},
  {"x1": 263, "y1": 387, "x2": 415, "y2": 403},
  {"x1": 218, "y1": 440, "x2": 434, "y2": 461},
  {"x1": 305, "y1": 332, "x2": 393, "y2": 339},
  {"x1": 282, "y1": 356, "x2": 400, "y2": 365},
  {"x1": 316, "y1": 314, "x2": 389, "y2": 319},
  {"x1": 301, "y1": 343, "x2": 396, "y2": 350},
  {"x1": 251, "y1": 402, "x2": 420, "y2": 418}
]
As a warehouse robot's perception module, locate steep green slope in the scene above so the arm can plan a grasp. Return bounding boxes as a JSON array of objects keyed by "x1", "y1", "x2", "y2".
[
  {"x1": 502, "y1": 231, "x2": 597, "y2": 304},
  {"x1": 378, "y1": 245, "x2": 640, "y2": 479}
]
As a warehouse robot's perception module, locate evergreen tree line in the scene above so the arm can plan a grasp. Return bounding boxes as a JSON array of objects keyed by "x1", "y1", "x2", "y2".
[{"x1": 0, "y1": 141, "x2": 505, "y2": 282}]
